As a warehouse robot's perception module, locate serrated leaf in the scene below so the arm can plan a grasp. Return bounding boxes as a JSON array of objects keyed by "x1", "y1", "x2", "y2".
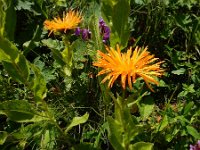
[
  {"x1": 171, "y1": 68, "x2": 186, "y2": 75},
  {"x1": 65, "y1": 113, "x2": 89, "y2": 133},
  {"x1": 16, "y1": 0, "x2": 34, "y2": 10}
]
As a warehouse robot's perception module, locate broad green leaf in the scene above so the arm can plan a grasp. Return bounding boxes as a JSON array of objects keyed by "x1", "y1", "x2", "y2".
[
  {"x1": 138, "y1": 96, "x2": 154, "y2": 120},
  {"x1": 0, "y1": 100, "x2": 48, "y2": 122},
  {"x1": 0, "y1": 36, "x2": 18, "y2": 61},
  {"x1": 0, "y1": 37, "x2": 29, "y2": 83},
  {"x1": 183, "y1": 101, "x2": 194, "y2": 115},
  {"x1": 171, "y1": 68, "x2": 186, "y2": 75},
  {"x1": 40, "y1": 129, "x2": 56, "y2": 150},
  {"x1": 3, "y1": 54, "x2": 30, "y2": 84},
  {"x1": 107, "y1": 117, "x2": 124, "y2": 150},
  {"x1": 101, "y1": 0, "x2": 130, "y2": 48},
  {"x1": 29, "y1": 64, "x2": 47, "y2": 102},
  {"x1": 0, "y1": 131, "x2": 8, "y2": 145},
  {"x1": 157, "y1": 115, "x2": 168, "y2": 131},
  {"x1": 3, "y1": 0, "x2": 16, "y2": 41},
  {"x1": 65, "y1": 113, "x2": 89, "y2": 133},
  {"x1": 0, "y1": 0, "x2": 5, "y2": 36},
  {"x1": 186, "y1": 125, "x2": 200, "y2": 139},
  {"x1": 130, "y1": 142, "x2": 154, "y2": 150}
]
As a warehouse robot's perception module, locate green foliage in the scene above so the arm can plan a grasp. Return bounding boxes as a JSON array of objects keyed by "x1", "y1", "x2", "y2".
[
  {"x1": 0, "y1": 0, "x2": 199, "y2": 149},
  {"x1": 0, "y1": 100, "x2": 48, "y2": 122},
  {"x1": 101, "y1": 0, "x2": 130, "y2": 48},
  {"x1": 0, "y1": 131, "x2": 7, "y2": 145},
  {"x1": 65, "y1": 113, "x2": 89, "y2": 133}
]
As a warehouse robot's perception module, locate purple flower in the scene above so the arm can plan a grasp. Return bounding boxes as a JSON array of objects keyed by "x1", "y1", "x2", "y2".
[
  {"x1": 99, "y1": 18, "x2": 106, "y2": 27},
  {"x1": 75, "y1": 27, "x2": 82, "y2": 36},
  {"x1": 82, "y1": 29, "x2": 91, "y2": 40},
  {"x1": 102, "y1": 26, "x2": 110, "y2": 42},
  {"x1": 99, "y1": 18, "x2": 110, "y2": 43},
  {"x1": 190, "y1": 140, "x2": 200, "y2": 150}
]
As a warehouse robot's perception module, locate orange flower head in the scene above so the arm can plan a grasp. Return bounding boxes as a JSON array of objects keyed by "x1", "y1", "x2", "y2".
[
  {"x1": 44, "y1": 10, "x2": 82, "y2": 36},
  {"x1": 93, "y1": 45, "x2": 164, "y2": 92}
]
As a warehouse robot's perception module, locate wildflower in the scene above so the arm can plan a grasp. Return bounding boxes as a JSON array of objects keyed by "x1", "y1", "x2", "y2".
[
  {"x1": 75, "y1": 27, "x2": 81, "y2": 36},
  {"x1": 99, "y1": 18, "x2": 110, "y2": 43},
  {"x1": 93, "y1": 45, "x2": 164, "y2": 91},
  {"x1": 190, "y1": 140, "x2": 200, "y2": 150},
  {"x1": 102, "y1": 26, "x2": 110, "y2": 43},
  {"x1": 44, "y1": 10, "x2": 82, "y2": 36},
  {"x1": 82, "y1": 29, "x2": 91, "y2": 40}
]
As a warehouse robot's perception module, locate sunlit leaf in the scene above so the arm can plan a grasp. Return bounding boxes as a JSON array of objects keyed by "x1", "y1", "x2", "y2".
[
  {"x1": 0, "y1": 131, "x2": 8, "y2": 145},
  {"x1": 65, "y1": 113, "x2": 89, "y2": 133},
  {"x1": 0, "y1": 100, "x2": 48, "y2": 122},
  {"x1": 130, "y1": 142, "x2": 154, "y2": 150},
  {"x1": 186, "y1": 125, "x2": 200, "y2": 139}
]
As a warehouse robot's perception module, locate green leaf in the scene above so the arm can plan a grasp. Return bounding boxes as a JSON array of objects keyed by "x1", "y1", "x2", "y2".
[
  {"x1": 16, "y1": 0, "x2": 34, "y2": 10},
  {"x1": 0, "y1": 36, "x2": 18, "y2": 62},
  {"x1": 29, "y1": 64, "x2": 47, "y2": 102},
  {"x1": 107, "y1": 117, "x2": 124, "y2": 150},
  {"x1": 130, "y1": 142, "x2": 154, "y2": 150},
  {"x1": 157, "y1": 115, "x2": 168, "y2": 131},
  {"x1": 0, "y1": 131, "x2": 8, "y2": 145},
  {"x1": 3, "y1": 0, "x2": 16, "y2": 41},
  {"x1": 72, "y1": 143, "x2": 101, "y2": 150},
  {"x1": 40, "y1": 129, "x2": 56, "y2": 150},
  {"x1": 3, "y1": 54, "x2": 30, "y2": 84},
  {"x1": 138, "y1": 96, "x2": 154, "y2": 120},
  {"x1": 65, "y1": 113, "x2": 89, "y2": 133},
  {"x1": 23, "y1": 25, "x2": 42, "y2": 56},
  {"x1": 0, "y1": 37, "x2": 30, "y2": 83},
  {"x1": 171, "y1": 68, "x2": 186, "y2": 75},
  {"x1": 0, "y1": 100, "x2": 48, "y2": 122},
  {"x1": 186, "y1": 125, "x2": 200, "y2": 139},
  {"x1": 101, "y1": 0, "x2": 130, "y2": 48},
  {"x1": 183, "y1": 101, "x2": 194, "y2": 115}
]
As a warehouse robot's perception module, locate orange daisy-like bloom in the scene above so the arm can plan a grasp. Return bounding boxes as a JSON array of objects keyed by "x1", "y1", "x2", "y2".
[
  {"x1": 93, "y1": 45, "x2": 164, "y2": 91},
  {"x1": 44, "y1": 10, "x2": 82, "y2": 36}
]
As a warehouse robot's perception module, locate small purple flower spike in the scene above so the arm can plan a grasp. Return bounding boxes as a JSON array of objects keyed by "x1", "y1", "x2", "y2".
[
  {"x1": 102, "y1": 26, "x2": 110, "y2": 41},
  {"x1": 75, "y1": 27, "x2": 82, "y2": 36},
  {"x1": 82, "y1": 29, "x2": 91, "y2": 40},
  {"x1": 99, "y1": 18, "x2": 106, "y2": 27},
  {"x1": 99, "y1": 18, "x2": 110, "y2": 43}
]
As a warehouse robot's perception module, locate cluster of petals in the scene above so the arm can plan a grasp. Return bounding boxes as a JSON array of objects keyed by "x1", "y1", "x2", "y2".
[
  {"x1": 93, "y1": 45, "x2": 164, "y2": 91},
  {"x1": 190, "y1": 140, "x2": 200, "y2": 150},
  {"x1": 44, "y1": 10, "x2": 82, "y2": 36},
  {"x1": 99, "y1": 18, "x2": 110, "y2": 43}
]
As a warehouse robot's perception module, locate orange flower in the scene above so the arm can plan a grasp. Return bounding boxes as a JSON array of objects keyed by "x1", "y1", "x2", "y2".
[
  {"x1": 93, "y1": 45, "x2": 164, "y2": 91},
  {"x1": 44, "y1": 10, "x2": 82, "y2": 36}
]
